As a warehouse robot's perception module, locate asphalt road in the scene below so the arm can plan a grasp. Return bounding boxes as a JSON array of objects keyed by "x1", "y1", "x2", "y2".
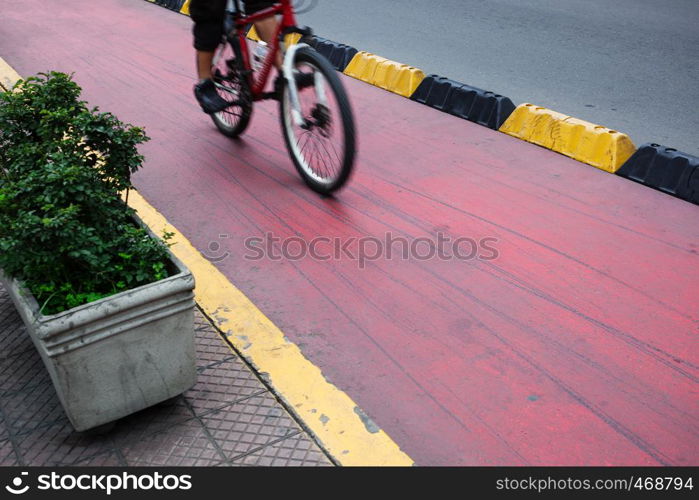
[{"x1": 300, "y1": 0, "x2": 699, "y2": 156}]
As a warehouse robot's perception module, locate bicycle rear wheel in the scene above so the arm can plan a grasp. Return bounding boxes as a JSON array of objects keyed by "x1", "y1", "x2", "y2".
[
  {"x1": 279, "y1": 47, "x2": 356, "y2": 195},
  {"x1": 211, "y1": 38, "x2": 252, "y2": 138}
]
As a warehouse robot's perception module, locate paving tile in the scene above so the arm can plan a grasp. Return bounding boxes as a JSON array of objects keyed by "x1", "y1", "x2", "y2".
[
  {"x1": 1, "y1": 381, "x2": 66, "y2": 436},
  {"x1": 0, "y1": 297, "x2": 33, "y2": 360},
  {"x1": 0, "y1": 416, "x2": 8, "y2": 437},
  {"x1": 0, "y1": 346, "x2": 51, "y2": 395},
  {"x1": 194, "y1": 325, "x2": 236, "y2": 370},
  {"x1": 232, "y1": 433, "x2": 333, "y2": 466},
  {"x1": 193, "y1": 309, "x2": 211, "y2": 328},
  {"x1": 0, "y1": 418, "x2": 17, "y2": 466},
  {"x1": 201, "y1": 393, "x2": 302, "y2": 461},
  {"x1": 73, "y1": 450, "x2": 125, "y2": 466},
  {"x1": 185, "y1": 357, "x2": 266, "y2": 416},
  {"x1": 12, "y1": 420, "x2": 113, "y2": 466},
  {"x1": 0, "y1": 285, "x2": 40, "y2": 370},
  {"x1": 0, "y1": 438, "x2": 18, "y2": 466},
  {"x1": 108, "y1": 398, "x2": 195, "y2": 448},
  {"x1": 120, "y1": 418, "x2": 224, "y2": 466}
]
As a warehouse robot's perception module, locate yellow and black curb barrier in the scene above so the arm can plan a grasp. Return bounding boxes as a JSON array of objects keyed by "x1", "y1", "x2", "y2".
[{"x1": 146, "y1": 0, "x2": 699, "y2": 202}]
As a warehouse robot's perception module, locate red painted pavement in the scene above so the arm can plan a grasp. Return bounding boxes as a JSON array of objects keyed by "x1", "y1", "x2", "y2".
[{"x1": 2, "y1": 0, "x2": 698, "y2": 465}]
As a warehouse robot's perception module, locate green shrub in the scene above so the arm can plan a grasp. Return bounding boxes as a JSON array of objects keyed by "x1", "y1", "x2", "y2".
[{"x1": 0, "y1": 72, "x2": 173, "y2": 315}]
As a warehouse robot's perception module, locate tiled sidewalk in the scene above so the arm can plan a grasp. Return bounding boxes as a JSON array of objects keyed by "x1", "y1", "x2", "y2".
[{"x1": 0, "y1": 284, "x2": 333, "y2": 467}]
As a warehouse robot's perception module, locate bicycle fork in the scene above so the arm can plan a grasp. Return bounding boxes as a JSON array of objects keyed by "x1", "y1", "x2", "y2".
[{"x1": 282, "y1": 43, "x2": 328, "y2": 128}]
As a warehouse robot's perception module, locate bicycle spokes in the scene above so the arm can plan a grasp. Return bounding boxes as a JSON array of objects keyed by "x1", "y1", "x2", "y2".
[{"x1": 210, "y1": 40, "x2": 252, "y2": 137}]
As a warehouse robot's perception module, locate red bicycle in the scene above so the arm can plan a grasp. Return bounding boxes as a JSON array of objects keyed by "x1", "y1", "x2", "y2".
[{"x1": 210, "y1": 0, "x2": 356, "y2": 194}]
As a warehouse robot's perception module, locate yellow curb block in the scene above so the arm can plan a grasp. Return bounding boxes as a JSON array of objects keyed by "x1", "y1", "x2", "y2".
[
  {"x1": 499, "y1": 103, "x2": 637, "y2": 173},
  {"x1": 180, "y1": 0, "x2": 191, "y2": 16},
  {"x1": 247, "y1": 25, "x2": 261, "y2": 41},
  {"x1": 0, "y1": 57, "x2": 21, "y2": 91},
  {"x1": 344, "y1": 51, "x2": 425, "y2": 98},
  {"x1": 285, "y1": 32, "x2": 302, "y2": 46},
  {"x1": 127, "y1": 191, "x2": 414, "y2": 466}
]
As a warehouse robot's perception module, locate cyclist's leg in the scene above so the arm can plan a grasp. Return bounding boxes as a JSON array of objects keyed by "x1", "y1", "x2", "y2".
[
  {"x1": 190, "y1": 0, "x2": 229, "y2": 112},
  {"x1": 196, "y1": 52, "x2": 215, "y2": 81},
  {"x1": 245, "y1": 0, "x2": 282, "y2": 67}
]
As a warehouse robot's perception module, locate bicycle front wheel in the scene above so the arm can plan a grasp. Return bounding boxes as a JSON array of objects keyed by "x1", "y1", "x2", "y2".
[{"x1": 279, "y1": 47, "x2": 356, "y2": 195}]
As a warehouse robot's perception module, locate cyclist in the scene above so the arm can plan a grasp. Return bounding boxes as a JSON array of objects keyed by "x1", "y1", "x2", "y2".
[{"x1": 190, "y1": 0, "x2": 277, "y2": 113}]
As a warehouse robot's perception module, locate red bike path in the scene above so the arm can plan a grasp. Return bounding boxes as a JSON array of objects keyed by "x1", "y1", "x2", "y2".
[{"x1": 3, "y1": 0, "x2": 698, "y2": 465}]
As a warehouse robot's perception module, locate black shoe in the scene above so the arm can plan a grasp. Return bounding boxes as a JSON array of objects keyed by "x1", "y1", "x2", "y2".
[{"x1": 194, "y1": 79, "x2": 229, "y2": 114}]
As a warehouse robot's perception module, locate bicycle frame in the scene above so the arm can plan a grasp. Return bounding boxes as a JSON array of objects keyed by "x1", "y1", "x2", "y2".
[{"x1": 228, "y1": 0, "x2": 300, "y2": 98}]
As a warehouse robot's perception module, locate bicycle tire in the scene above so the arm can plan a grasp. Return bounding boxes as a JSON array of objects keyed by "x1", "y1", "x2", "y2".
[
  {"x1": 279, "y1": 47, "x2": 356, "y2": 195},
  {"x1": 211, "y1": 38, "x2": 253, "y2": 138}
]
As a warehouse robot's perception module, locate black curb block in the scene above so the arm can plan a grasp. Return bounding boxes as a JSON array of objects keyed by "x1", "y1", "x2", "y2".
[
  {"x1": 306, "y1": 36, "x2": 358, "y2": 72},
  {"x1": 153, "y1": 0, "x2": 186, "y2": 12},
  {"x1": 410, "y1": 75, "x2": 516, "y2": 130},
  {"x1": 616, "y1": 144, "x2": 699, "y2": 205}
]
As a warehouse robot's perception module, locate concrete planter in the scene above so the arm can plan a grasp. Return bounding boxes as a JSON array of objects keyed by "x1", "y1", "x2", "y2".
[{"x1": 0, "y1": 221, "x2": 197, "y2": 432}]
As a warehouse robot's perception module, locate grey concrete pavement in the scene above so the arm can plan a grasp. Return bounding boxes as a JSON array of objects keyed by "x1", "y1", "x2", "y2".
[{"x1": 300, "y1": 0, "x2": 699, "y2": 156}]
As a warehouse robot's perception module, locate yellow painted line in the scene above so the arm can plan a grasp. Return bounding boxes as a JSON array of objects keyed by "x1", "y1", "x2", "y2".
[
  {"x1": 344, "y1": 51, "x2": 425, "y2": 98},
  {"x1": 0, "y1": 56, "x2": 21, "y2": 91},
  {"x1": 500, "y1": 103, "x2": 637, "y2": 173},
  {"x1": 128, "y1": 191, "x2": 414, "y2": 466}
]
